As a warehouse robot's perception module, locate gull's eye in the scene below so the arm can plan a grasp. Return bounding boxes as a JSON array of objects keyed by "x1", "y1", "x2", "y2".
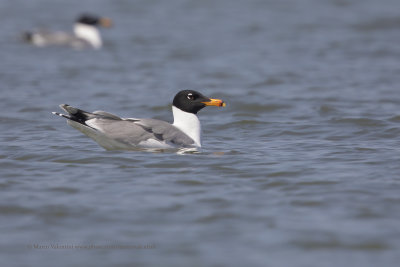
[{"x1": 187, "y1": 93, "x2": 194, "y2": 100}]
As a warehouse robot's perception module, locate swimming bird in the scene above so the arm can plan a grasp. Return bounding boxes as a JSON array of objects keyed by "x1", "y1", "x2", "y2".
[
  {"x1": 52, "y1": 90, "x2": 226, "y2": 150},
  {"x1": 23, "y1": 14, "x2": 112, "y2": 49}
]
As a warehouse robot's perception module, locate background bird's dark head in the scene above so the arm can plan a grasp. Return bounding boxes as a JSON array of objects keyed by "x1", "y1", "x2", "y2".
[
  {"x1": 76, "y1": 14, "x2": 100, "y2": 25},
  {"x1": 76, "y1": 14, "x2": 112, "y2": 27}
]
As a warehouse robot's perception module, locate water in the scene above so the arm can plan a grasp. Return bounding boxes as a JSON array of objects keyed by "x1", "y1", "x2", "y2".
[{"x1": 1, "y1": 0, "x2": 400, "y2": 266}]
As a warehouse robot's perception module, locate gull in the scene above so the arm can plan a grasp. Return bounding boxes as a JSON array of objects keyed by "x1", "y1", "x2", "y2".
[{"x1": 52, "y1": 90, "x2": 226, "y2": 150}]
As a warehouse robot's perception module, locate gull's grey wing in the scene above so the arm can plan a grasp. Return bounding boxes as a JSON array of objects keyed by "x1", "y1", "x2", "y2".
[
  {"x1": 128, "y1": 118, "x2": 195, "y2": 146},
  {"x1": 85, "y1": 118, "x2": 194, "y2": 147},
  {"x1": 85, "y1": 118, "x2": 155, "y2": 145}
]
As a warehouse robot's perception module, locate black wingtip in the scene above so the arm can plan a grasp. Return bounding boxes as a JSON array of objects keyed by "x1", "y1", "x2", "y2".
[
  {"x1": 60, "y1": 104, "x2": 80, "y2": 115},
  {"x1": 52, "y1": 111, "x2": 71, "y2": 120},
  {"x1": 57, "y1": 104, "x2": 91, "y2": 124}
]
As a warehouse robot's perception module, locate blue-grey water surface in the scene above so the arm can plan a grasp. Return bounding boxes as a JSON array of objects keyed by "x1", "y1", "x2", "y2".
[{"x1": 1, "y1": 0, "x2": 400, "y2": 266}]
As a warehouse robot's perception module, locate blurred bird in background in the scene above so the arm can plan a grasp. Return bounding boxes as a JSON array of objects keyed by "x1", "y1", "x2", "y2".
[{"x1": 23, "y1": 13, "x2": 112, "y2": 49}]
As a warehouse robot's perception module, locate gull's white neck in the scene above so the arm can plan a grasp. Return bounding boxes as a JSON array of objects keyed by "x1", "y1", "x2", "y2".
[
  {"x1": 172, "y1": 106, "x2": 201, "y2": 147},
  {"x1": 73, "y1": 23, "x2": 102, "y2": 49}
]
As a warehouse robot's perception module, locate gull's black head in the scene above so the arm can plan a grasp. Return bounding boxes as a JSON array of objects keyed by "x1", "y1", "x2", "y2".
[
  {"x1": 172, "y1": 90, "x2": 225, "y2": 114},
  {"x1": 76, "y1": 14, "x2": 112, "y2": 27}
]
